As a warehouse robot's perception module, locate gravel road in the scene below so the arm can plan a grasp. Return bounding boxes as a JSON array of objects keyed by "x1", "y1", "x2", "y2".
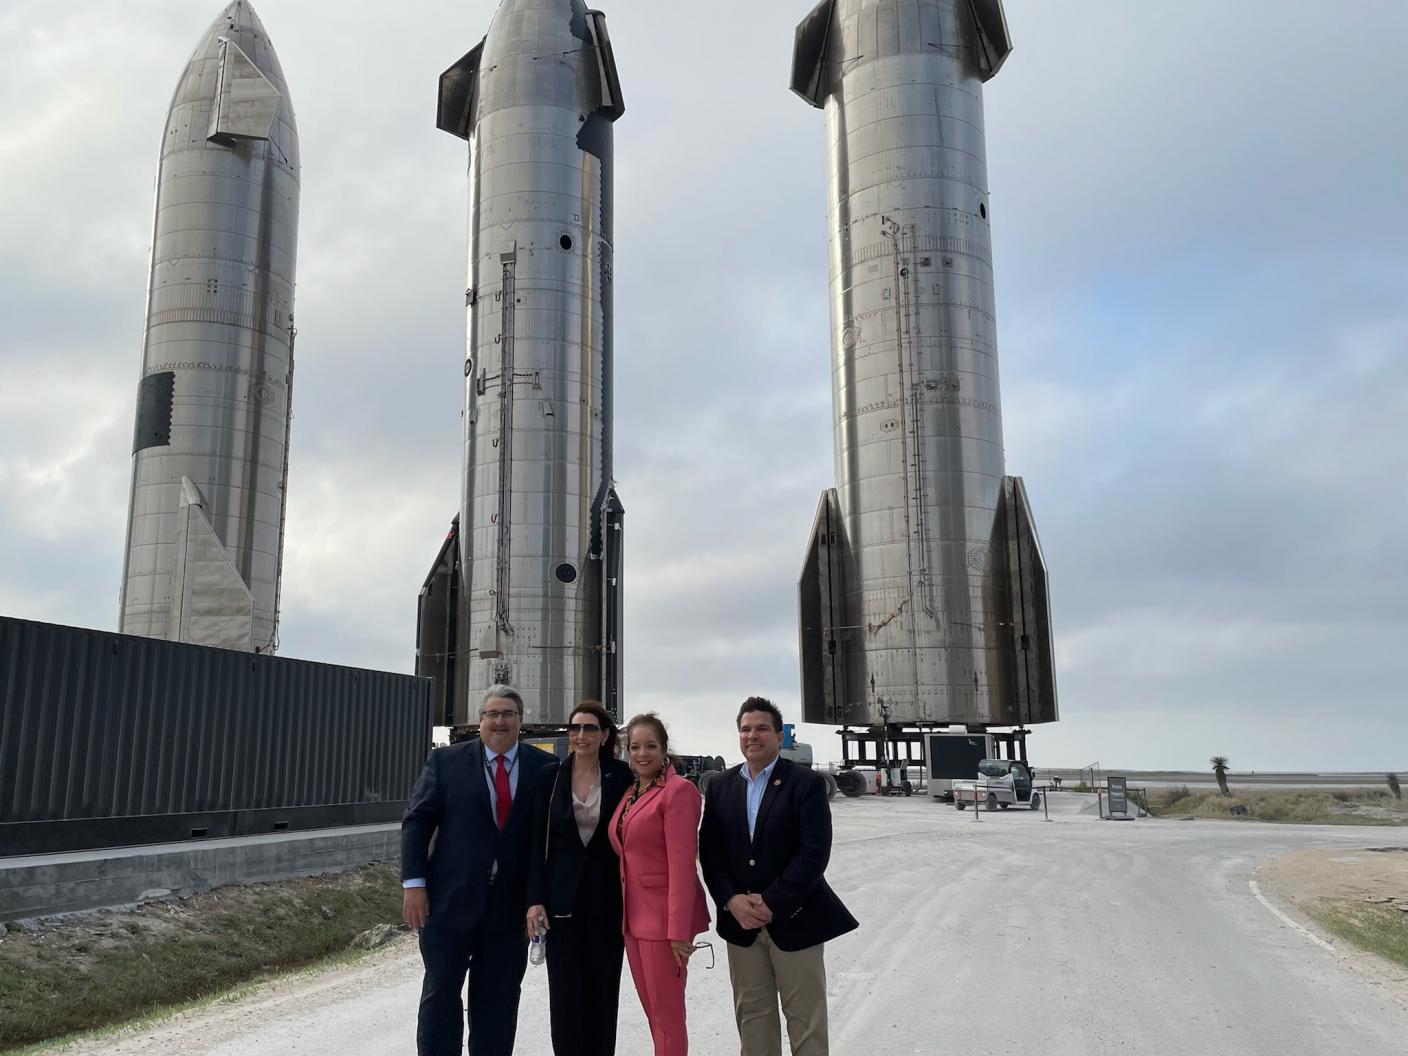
[{"x1": 37, "y1": 795, "x2": 1408, "y2": 1056}]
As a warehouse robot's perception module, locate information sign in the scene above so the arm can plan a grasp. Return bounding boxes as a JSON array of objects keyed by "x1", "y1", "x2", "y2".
[{"x1": 1108, "y1": 775, "x2": 1129, "y2": 816}]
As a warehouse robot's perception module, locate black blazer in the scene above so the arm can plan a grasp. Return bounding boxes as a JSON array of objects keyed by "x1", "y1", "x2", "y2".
[
  {"x1": 401, "y1": 738, "x2": 558, "y2": 931},
  {"x1": 526, "y1": 753, "x2": 631, "y2": 920},
  {"x1": 699, "y1": 757, "x2": 858, "y2": 952}
]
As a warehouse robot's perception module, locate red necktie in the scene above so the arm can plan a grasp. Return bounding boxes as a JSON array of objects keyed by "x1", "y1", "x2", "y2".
[{"x1": 494, "y1": 756, "x2": 512, "y2": 830}]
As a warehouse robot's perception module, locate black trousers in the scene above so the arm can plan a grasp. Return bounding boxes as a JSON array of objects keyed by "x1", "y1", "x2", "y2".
[
  {"x1": 417, "y1": 918, "x2": 529, "y2": 1056},
  {"x1": 545, "y1": 914, "x2": 625, "y2": 1056}
]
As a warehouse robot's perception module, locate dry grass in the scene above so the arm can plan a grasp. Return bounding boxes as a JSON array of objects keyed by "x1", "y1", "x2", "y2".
[
  {"x1": 0, "y1": 863, "x2": 403, "y2": 1052},
  {"x1": 1150, "y1": 787, "x2": 1408, "y2": 825},
  {"x1": 1308, "y1": 899, "x2": 1408, "y2": 971}
]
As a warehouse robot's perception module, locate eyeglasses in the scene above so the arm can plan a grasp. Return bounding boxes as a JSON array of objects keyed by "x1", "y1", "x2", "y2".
[
  {"x1": 480, "y1": 709, "x2": 520, "y2": 721},
  {"x1": 567, "y1": 723, "x2": 602, "y2": 734}
]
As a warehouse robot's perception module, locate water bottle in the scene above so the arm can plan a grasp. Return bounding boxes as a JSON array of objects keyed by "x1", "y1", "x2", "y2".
[{"x1": 529, "y1": 932, "x2": 546, "y2": 967}]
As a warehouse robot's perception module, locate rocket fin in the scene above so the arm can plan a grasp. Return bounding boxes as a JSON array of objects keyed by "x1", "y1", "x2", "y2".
[
  {"x1": 170, "y1": 477, "x2": 254, "y2": 651},
  {"x1": 798, "y1": 488, "x2": 857, "y2": 725},
  {"x1": 437, "y1": 40, "x2": 486, "y2": 141},
  {"x1": 584, "y1": 11, "x2": 625, "y2": 120},
  {"x1": 790, "y1": 0, "x2": 837, "y2": 108},
  {"x1": 964, "y1": 0, "x2": 1014, "y2": 82},
  {"x1": 208, "y1": 37, "x2": 281, "y2": 142},
  {"x1": 417, "y1": 515, "x2": 465, "y2": 726},
  {"x1": 998, "y1": 476, "x2": 1058, "y2": 724}
]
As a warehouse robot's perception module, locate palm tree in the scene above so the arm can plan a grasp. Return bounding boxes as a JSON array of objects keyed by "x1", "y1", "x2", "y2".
[
  {"x1": 1211, "y1": 756, "x2": 1231, "y2": 796},
  {"x1": 1389, "y1": 773, "x2": 1402, "y2": 801}
]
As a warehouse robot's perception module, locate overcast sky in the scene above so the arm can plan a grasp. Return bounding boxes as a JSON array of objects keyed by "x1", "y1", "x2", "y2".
[{"x1": 1, "y1": 0, "x2": 1404, "y2": 772}]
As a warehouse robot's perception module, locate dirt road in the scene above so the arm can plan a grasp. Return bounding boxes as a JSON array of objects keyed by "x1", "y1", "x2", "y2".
[{"x1": 35, "y1": 796, "x2": 1408, "y2": 1056}]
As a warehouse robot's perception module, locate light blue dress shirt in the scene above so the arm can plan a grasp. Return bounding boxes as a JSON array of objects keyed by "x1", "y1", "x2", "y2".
[{"x1": 740, "y1": 755, "x2": 779, "y2": 840}]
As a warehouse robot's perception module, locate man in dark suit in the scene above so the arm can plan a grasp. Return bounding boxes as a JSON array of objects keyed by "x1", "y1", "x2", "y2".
[
  {"x1": 402, "y1": 684, "x2": 557, "y2": 1056},
  {"x1": 699, "y1": 697, "x2": 858, "y2": 1056}
]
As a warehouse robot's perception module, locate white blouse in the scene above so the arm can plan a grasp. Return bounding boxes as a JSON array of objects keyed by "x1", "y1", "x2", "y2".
[{"x1": 572, "y1": 782, "x2": 602, "y2": 846}]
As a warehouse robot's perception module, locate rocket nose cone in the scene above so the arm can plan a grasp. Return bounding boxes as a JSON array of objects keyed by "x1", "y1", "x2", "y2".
[
  {"x1": 212, "y1": 0, "x2": 268, "y2": 41},
  {"x1": 165, "y1": 0, "x2": 298, "y2": 158},
  {"x1": 225, "y1": 1, "x2": 266, "y2": 25},
  {"x1": 484, "y1": 0, "x2": 594, "y2": 44},
  {"x1": 466, "y1": 0, "x2": 622, "y2": 125},
  {"x1": 177, "y1": 0, "x2": 292, "y2": 118},
  {"x1": 185, "y1": 0, "x2": 293, "y2": 108},
  {"x1": 483, "y1": 0, "x2": 592, "y2": 61}
]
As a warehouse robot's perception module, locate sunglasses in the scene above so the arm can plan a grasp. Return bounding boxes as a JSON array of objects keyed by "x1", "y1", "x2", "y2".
[{"x1": 567, "y1": 723, "x2": 602, "y2": 734}]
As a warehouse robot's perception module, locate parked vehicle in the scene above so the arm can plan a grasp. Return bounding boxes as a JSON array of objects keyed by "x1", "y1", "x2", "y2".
[
  {"x1": 953, "y1": 759, "x2": 1041, "y2": 812},
  {"x1": 833, "y1": 765, "x2": 913, "y2": 798}
]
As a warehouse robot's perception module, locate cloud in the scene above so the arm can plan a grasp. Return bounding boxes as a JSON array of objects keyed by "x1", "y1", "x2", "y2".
[{"x1": 1, "y1": 0, "x2": 1405, "y2": 772}]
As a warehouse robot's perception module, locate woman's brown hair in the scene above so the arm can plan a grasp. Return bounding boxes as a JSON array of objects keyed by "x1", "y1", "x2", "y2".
[
  {"x1": 623, "y1": 712, "x2": 678, "y2": 774},
  {"x1": 569, "y1": 700, "x2": 619, "y2": 757}
]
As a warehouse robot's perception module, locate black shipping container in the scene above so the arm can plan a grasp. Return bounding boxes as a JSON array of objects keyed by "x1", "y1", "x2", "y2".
[{"x1": 0, "y1": 616, "x2": 432, "y2": 855}]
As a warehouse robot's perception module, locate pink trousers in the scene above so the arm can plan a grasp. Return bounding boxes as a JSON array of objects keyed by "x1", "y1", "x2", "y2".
[{"x1": 624, "y1": 932, "x2": 690, "y2": 1056}]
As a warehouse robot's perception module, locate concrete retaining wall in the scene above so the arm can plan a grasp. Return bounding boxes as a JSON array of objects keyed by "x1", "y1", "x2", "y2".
[{"x1": 0, "y1": 823, "x2": 401, "y2": 920}]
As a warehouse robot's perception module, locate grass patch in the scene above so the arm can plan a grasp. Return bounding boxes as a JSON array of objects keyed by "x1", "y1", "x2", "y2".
[
  {"x1": 0, "y1": 862, "x2": 404, "y2": 1052},
  {"x1": 1308, "y1": 899, "x2": 1408, "y2": 971},
  {"x1": 1, "y1": 945, "x2": 391, "y2": 1056},
  {"x1": 1147, "y1": 787, "x2": 1408, "y2": 825}
]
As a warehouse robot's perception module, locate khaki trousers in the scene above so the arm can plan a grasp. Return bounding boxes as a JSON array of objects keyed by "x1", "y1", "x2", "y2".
[{"x1": 725, "y1": 930, "x2": 828, "y2": 1056}]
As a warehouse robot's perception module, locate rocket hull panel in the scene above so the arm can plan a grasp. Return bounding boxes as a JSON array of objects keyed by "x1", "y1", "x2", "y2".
[
  {"x1": 795, "y1": 0, "x2": 1055, "y2": 727},
  {"x1": 433, "y1": 0, "x2": 624, "y2": 724},
  {"x1": 119, "y1": 1, "x2": 299, "y2": 654}
]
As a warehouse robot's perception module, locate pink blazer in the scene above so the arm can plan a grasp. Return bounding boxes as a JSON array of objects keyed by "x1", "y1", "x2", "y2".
[{"x1": 608, "y1": 767, "x2": 712, "y2": 942}]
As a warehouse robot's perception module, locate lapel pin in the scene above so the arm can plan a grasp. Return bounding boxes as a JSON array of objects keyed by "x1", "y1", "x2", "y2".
[{"x1": 772, "y1": 778, "x2": 782, "y2": 786}]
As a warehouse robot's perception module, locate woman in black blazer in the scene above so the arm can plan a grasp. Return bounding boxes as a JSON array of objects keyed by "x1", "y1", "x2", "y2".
[{"x1": 526, "y1": 701, "x2": 633, "y2": 1056}]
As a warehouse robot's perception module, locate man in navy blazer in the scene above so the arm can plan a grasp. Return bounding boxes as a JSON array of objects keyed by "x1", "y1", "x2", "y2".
[
  {"x1": 402, "y1": 684, "x2": 557, "y2": 1056},
  {"x1": 699, "y1": 697, "x2": 858, "y2": 1056}
]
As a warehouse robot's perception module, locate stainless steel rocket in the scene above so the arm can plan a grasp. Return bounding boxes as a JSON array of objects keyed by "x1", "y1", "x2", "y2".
[
  {"x1": 119, "y1": 1, "x2": 299, "y2": 653},
  {"x1": 792, "y1": 0, "x2": 1058, "y2": 728},
  {"x1": 417, "y1": 0, "x2": 625, "y2": 725}
]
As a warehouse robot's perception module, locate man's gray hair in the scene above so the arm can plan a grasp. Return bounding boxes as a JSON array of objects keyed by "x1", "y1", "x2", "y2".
[{"x1": 482, "y1": 684, "x2": 525, "y2": 716}]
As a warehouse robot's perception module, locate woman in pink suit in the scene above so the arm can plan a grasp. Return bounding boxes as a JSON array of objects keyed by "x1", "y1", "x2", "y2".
[{"x1": 608, "y1": 713, "x2": 712, "y2": 1056}]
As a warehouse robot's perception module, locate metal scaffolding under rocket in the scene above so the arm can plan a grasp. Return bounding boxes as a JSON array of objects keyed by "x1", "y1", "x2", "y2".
[
  {"x1": 119, "y1": 1, "x2": 299, "y2": 653},
  {"x1": 792, "y1": 0, "x2": 1058, "y2": 729},
  {"x1": 418, "y1": 0, "x2": 626, "y2": 726}
]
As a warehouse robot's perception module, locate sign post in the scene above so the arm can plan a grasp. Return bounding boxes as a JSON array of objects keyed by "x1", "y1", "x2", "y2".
[{"x1": 1107, "y1": 776, "x2": 1129, "y2": 818}]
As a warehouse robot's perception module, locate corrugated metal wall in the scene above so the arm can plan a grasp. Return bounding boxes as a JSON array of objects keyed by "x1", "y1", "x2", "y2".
[{"x1": 0, "y1": 616, "x2": 432, "y2": 855}]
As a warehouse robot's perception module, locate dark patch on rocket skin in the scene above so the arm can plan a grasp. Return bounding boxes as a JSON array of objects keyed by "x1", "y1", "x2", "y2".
[{"x1": 568, "y1": 0, "x2": 589, "y2": 42}]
